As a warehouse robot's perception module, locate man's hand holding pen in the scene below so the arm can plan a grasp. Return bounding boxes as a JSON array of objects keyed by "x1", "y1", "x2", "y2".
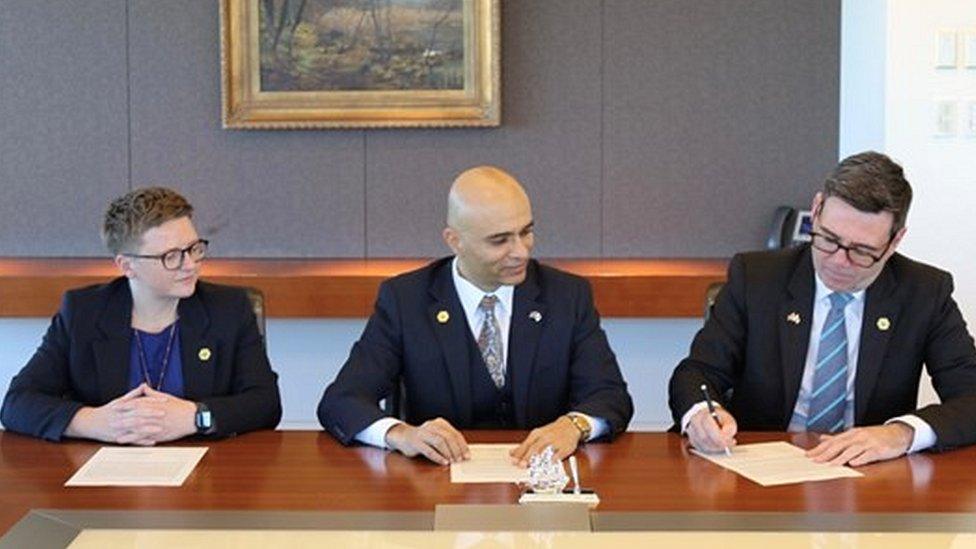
[{"x1": 688, "y1": 385, "x2": 737, "y2": 455}]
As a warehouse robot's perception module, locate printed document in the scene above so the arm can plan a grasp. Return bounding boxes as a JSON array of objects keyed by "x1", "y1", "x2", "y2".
[
  {"x1": 65, "y1": 447, "x2": 208, "y2": 487},
  {"x1": 692, "y1": 441, "x2": 863, "y2": 486},
  {"x1": 450, "y1": 444, "x2": 530, "y2": 483}
]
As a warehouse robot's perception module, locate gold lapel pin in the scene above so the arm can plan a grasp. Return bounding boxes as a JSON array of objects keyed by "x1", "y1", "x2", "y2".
[
  {"x1": 786, "y1": 312, "x2": 801, "y2": 325},
  {"x1": 436, "y1": 310, "x2": 450, "y2": 324},
  {"x1": 529, "y1": 311, "x2": 542, "y2": 323},
  {"x1": 198, "y1": 347, "x2": 212, "y2": 361},
  {"x1": 877, "y1": 317, "x2": 891, "y2": 331}
]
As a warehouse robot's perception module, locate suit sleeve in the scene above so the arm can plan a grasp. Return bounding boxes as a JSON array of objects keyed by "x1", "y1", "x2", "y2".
[
  {"x1": 0, "y1": 294, "x2": 85, "y2": 441},
  {"x1": 199, "y1": 290, "x2": 282, "y2": 437},
  {"x1": 912, "y1": 274, "x2": 976, "y2": 450},
  {"x1": 567, "y1": 278, "x2": 634, "y2": 439},
  {"x1": 318, "y1": 281, "x2": 403, "y2": 444},
  {"x1": 668, "y1": 254, "x2": 747, "y2": 426}
]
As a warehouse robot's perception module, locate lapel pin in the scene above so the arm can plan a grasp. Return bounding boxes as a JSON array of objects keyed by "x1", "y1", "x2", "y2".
[
  {"x1": 786, "y1": 312, "x2": 801, "y2": 325},
  {"x1": 876, "y1": 317, "x2": 891, "y2": 331},
  {"x1": 198, "y1": 347, "x2": 212, "y2": 361},
  {"x1": 529, "y1": 310, "x2": 542, "y2": 323},
  {"x1": 436, "y1": 310, "x2": 450, "y2": 324}
]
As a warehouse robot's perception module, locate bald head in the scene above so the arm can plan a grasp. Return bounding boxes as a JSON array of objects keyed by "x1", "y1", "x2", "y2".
[
  {"x1": 447, "y1": 166, "x2": 530, "y2": 231},
  {"x1": 443, "y1": 166, "x2": 535, "y2": 291}
]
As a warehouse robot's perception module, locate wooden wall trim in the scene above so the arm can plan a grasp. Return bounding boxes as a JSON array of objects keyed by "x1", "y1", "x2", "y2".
[{"x1": 0, "y1": 258, "x2": 728, "y2": 318}]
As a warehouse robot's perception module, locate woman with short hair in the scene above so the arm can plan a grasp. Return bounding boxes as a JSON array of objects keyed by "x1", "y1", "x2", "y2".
[{"x1": 1, "y1": 187, "x2": 281, "y2": 443}]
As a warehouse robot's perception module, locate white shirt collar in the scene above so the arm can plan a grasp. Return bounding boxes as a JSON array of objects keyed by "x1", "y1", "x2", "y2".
[
  {"x1": 813, "y1": 270, "x2": 866, "y2": 305},
  {"x1": 451, "y1": 257, "x2": 514, "y2": 318}
]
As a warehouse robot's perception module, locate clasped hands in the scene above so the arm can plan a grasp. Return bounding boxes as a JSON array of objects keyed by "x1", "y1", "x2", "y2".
[
  {"x1": 65, "y1": 383, "x2": 197, "y2": 445},
  {"x1": 687, "y1": 406, "x2": 914, "y2": 466},
  {"x1": 384, "y1": 415, "x2": 583, "y2": 466}
]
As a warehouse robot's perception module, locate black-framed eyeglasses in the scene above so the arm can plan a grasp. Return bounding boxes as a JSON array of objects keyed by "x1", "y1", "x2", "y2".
[
  {"x1": 808, "y1": 231, "x2": 889, "y2": 268},
  {"x1": 123, "y1": 239, "x2": 209, "y2": 271}
]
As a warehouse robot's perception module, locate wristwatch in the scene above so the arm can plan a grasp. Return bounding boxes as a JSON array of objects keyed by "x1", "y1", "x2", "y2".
[
  {"x1": 565, "y1": 413, "x2": 592, "y2": 442},
  {"x1": 195, "y1": 402, "x2": 214, "y2": 435}
]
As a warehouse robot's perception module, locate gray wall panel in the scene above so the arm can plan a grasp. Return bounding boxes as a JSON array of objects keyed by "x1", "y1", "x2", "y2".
[
  {"x1": 127, "y1": 0, "x2": 366, "y2": 257},
  {"x1": 602, "y1": 0, "x2": 839, "y2": 256},
  {"x1": 364, "y1": 0, "x2": 604, "y2": 258},
  {"x1": 0, "y1": 0, "x2": 128, "y2": 255},
  {"x1": 0, "y1": 0, "x2": 841, "y2": 259}
]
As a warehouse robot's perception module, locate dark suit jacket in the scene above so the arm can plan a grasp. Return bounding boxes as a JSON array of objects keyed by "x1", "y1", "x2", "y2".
[
  {"x1": 669, "y1": 245, "x2": 976, "y2": 450},
  {"x1": 1, "y1": 278, "x2": 282, "y2": 441},
  {"x1": 318, "y1": 257, "x2": 633, "y2": 444}
]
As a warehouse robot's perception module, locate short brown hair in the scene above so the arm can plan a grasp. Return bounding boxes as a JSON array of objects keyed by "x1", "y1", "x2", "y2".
[
  {"x1": 102, "y1": 187, "x2": 193, "y2": 254},
  {"x1": 822, "y1": 151, "x2": 912, "y2": 234}
]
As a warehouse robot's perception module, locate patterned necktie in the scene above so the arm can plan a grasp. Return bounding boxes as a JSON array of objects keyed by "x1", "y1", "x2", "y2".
[
  {"x1": 477, "y1": 294, "x2": 505, "y2": 388},
  {"x1": 807, "y1": 292, "x2": 854, "y2": 433}
]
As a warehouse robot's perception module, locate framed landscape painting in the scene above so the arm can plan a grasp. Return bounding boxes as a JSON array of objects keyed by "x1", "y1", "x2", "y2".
[{"x1": 220, "y1": 0, "x2": 500, "y2": 129}]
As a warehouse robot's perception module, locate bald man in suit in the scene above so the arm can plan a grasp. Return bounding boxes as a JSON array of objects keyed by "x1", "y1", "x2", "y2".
[{"x1": 319, "y1": 166, "x2": 633, "y2": 465}]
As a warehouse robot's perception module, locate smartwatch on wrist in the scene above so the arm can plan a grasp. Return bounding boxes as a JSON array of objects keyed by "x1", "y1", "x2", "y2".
[{"x1": 195, "y1": 402, "x2": 213, "y2": 435}]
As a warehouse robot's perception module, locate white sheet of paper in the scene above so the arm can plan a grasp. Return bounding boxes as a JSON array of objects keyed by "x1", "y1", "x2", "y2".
[
  {"x1": 450, "y1": 443, "x2": 530, "y2": 484},
  {"x1": 692, "y1": 441, "x2": 863, "y2": 486},
  {"x1": 65, "y1": 447, "x2": 208, "y2": 487}
]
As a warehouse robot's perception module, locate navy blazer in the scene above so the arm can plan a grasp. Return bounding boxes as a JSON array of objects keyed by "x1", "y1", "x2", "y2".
[
  {"x1": 669, "y1": 245, "x2": 976, "y2": 450},
  {"x1": 318, "y1": 257, "x2": 633, "y2": 444},
  {"x1": 1, "y1": 278, "x2": 282, "y2": 441}
]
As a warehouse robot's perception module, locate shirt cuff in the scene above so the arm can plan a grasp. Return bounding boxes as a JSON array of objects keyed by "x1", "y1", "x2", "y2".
[
  {"x1": 680, "y1": 401, "x2": 714, "y2": 434},
  {"x1": 354, "y1": 417, "x2": 404, "y2": 449},
  {"x1": 570, "y1": 411, "x2": 608, "y2": 441},
  {"x1": 886, "y1": 415, "x2": 936, "y2": 453}
]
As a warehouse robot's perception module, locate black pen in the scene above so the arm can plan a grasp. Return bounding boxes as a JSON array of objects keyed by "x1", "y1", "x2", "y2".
[{"x1": 700, "y1": 384, "x2": 732, "y2": 456}]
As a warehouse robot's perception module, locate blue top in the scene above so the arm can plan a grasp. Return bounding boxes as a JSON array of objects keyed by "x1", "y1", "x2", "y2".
[{"x1": 127, "y1": 322, "x2": 185, "y2": 397}]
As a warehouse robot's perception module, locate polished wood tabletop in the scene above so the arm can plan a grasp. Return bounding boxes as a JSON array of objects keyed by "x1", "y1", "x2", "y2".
[{"x1": 1, "y1": 430, "x2": 974, "y2": 534}]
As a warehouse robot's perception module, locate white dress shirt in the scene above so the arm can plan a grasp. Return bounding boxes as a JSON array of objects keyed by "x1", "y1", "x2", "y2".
[
  {"x1": 356, "y1": 257, "x2": 607, "y2": 448},
  {"x1": 682, "y1": 272, "x2": 936, "y2": 453}
]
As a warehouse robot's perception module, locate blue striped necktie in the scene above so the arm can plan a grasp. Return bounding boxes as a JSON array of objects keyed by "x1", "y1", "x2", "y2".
[{"x1": 807, "y1": 292, "x2": 854, "y2": 433}]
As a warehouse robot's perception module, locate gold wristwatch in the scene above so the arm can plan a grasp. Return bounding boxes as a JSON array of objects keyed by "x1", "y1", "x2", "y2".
[{"x1": 565, "y1": 413, "x2": 592, "y2": 442}]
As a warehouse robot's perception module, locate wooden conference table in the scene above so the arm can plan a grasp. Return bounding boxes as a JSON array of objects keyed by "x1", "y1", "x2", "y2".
[{"x1": 2, "y1": 429, "x2": 975, "y2": 543}]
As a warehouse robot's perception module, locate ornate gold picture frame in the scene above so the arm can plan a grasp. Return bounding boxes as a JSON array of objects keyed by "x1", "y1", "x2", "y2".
[{"x1": 220, "y1": 0, "x2": 500, "y2": 129}]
